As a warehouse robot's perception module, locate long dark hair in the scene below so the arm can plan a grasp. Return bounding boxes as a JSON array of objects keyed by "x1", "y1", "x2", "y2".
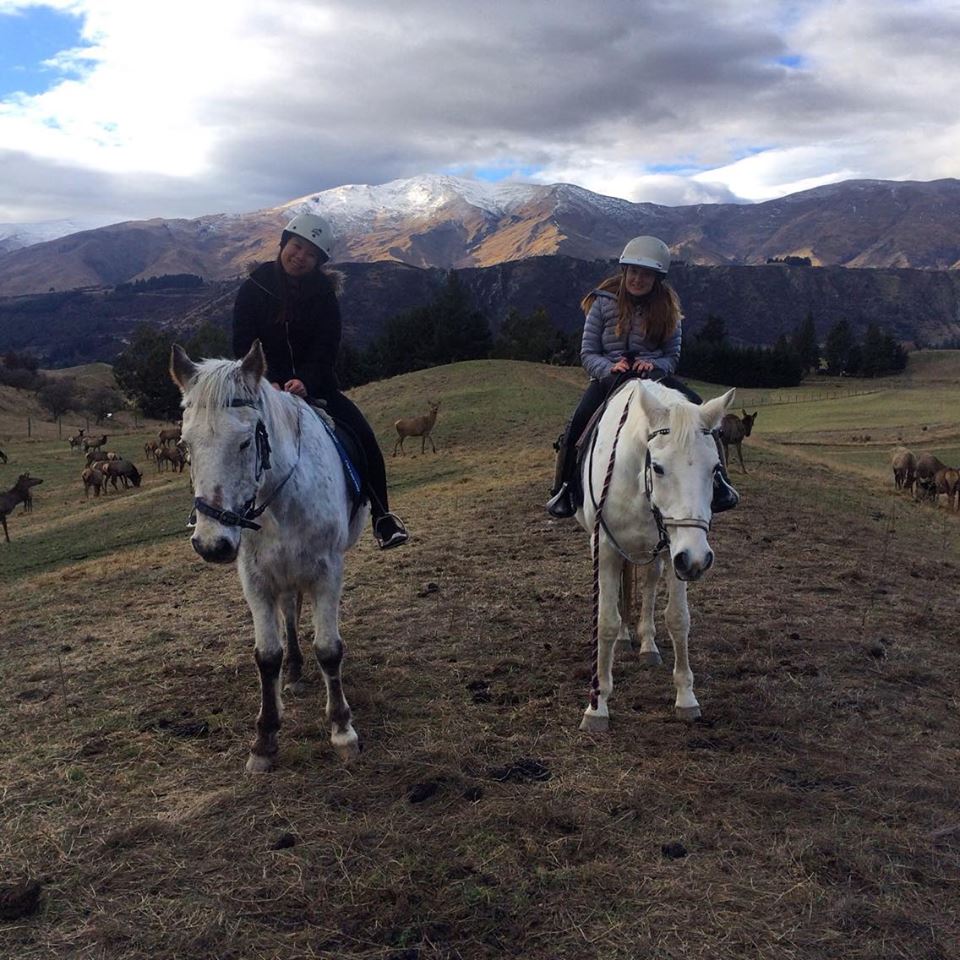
[{"x1": 580, "y1": 270, "x2": 682, "y2": 345}]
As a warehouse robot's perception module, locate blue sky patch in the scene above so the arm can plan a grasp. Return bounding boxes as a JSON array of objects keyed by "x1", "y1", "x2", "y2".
[
  {"x1": 0, "y1": 5, "x2": 87, "y2": 98},
  {"x1": 776, "y1": 54, "x2": 807, "y2": 69},
  {"x1": 446, "y1": 163, "x2": 541, "y2": 182}
]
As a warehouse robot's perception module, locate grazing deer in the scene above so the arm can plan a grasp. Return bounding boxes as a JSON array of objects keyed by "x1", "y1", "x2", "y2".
[
  {"x1": 0, "y1": 473, "x2": 43, "y2": 542},
  {"x1": 81, "y1": 466, "x2": 106, "y2": 498},
  {"x1": 144, "y1": 439, "x2": 160, "y2": 459},
  {"x1": 393, "y1": 400, "x2": 441, "y2": 456},
  {"x1": 891, "y1": 446, "x2": 917, "y2": 493},
  {"x1": 68, "y1": 428, "x2": 86, "y2": 452},
  {"x1": 102, "y1": 460, "x2": 142, "y2": 490},
  {"x1": 916, "y1": 452, "x2": 947, "y2": 502},
  {"x1": 719, "y1": 409, "x2": 758, "y2": 473}
]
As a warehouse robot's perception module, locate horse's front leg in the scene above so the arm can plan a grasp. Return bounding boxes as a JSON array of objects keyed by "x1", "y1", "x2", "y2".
[
  {"x1": 280, "y1": 592, "x2": 307, "y2": 696},
  {"x1": 580, "y1": 541, "x2": 623, "y2": 733},
  {"x1": 243, "y1": 584, "x2": 285, "y2": 773},
  {"x1": 310, "y1": 560, "x2": 359, "y2": 762},
  {"x1": 665, "y1": 575, "x2": 700, "y2": 721},
  {"x1": 636, "y1": 556, "x2": 664, "y2": 666}
]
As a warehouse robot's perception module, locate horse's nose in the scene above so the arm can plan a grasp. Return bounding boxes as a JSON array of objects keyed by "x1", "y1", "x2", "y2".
[
  {"x1": 191, "y1": 535, "x2": 237, "y2": 564},
  {"x1": 673, "y1": 549, "x2": 714, "y2": 581}
]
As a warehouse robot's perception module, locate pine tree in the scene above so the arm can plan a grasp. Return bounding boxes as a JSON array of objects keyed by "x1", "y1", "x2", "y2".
[
  {"x1": 792, "y1": 312, "x2": 820, "y2": 372},
  {"x1": 823, "y1": 319, "x2": 855, "y2": 374}
]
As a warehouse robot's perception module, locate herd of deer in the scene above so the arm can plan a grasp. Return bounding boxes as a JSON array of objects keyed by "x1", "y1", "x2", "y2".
[
  {"x1": 3, "y1": 401, "x2": 444, "y2": 543},
  {"x1": 892, "y1": 447, "x2": 960, "y2": 510}
]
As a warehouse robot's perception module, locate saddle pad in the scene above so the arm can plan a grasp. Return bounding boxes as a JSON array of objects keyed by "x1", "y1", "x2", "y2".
[{"x1": 307, "y1": 403, "x2": 367, "y2": 515}]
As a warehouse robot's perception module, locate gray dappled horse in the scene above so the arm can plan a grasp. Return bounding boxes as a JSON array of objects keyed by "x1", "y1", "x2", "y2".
[{"x1": 170, "y1": 341, "x2": 369, "y2": 773}]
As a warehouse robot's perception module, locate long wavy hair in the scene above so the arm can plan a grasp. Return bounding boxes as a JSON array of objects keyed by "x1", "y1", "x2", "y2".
[{"x1": 580, "y1": 269, "x2": 683, "y2": 344}]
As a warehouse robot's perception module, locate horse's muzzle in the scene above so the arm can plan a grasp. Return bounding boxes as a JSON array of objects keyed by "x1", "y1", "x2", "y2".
[
  {"x1": 191, "y1": 535, "x2": 238, "y2": 564},
  {"x1": 673, "y1": 548, "x2": 714, "y2": 581}
]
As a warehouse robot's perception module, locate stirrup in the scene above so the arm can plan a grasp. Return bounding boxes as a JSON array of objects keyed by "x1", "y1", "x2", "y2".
[
  {"x1": 374, "y1": 512, "x2": 409, "y2": 549},
  {"x1": 546, "y1": 482, "x2": 577, "y2": 519},
  {"x1": 711, "y1": 471, "x2": 739, "y2": 514}
]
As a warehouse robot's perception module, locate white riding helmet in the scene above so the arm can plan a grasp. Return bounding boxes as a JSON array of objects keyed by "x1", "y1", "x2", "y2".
[
  {"x1": 282, "y1": 212, "x2": 334, "y2": 263},
  {"x1": 619, "y1": 236, "x2": 670, "y2": 276}
]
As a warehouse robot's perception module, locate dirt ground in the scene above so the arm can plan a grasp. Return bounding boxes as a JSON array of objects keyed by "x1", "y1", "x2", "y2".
[{"x1": 2, "y1": 440, "x2": 959, "y2": 960}]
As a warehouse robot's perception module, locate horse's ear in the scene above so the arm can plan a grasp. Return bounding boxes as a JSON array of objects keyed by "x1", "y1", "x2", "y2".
[
  {"x1": 701, "y1": 388, "x2": 737, "y2": 431},
  {"x1": 170, "y1": 345, "x2": 197, "y2": 392},
  {"x1": 240, "y1": 339, "x2": 267, "y2": 387},
  {"x1": 637, "y1": 383, "x2": 669, "y2": 428}
]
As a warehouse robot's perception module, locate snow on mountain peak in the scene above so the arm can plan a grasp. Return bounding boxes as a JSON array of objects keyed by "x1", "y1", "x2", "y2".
[{"x1": 280, "y1": 174, "x2": 549, "y2": 232}]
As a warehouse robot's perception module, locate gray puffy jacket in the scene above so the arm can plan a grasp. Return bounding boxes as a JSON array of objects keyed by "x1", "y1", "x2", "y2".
[{"x1": 580, "y1": 290, "x2": 682, "y2": 380}]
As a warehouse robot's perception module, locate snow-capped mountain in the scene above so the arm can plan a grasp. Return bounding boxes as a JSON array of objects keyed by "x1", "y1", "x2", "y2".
[
  {"x1": 1, "y1": 175, "x2": 960, "y2": 296},
  {"x1": 0, "y1": 217, "x2": 114, "y2": 255}
]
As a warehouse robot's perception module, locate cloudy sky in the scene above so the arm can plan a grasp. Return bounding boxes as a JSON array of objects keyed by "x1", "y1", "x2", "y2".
[{"x1": 1, "y1": 0, "x2": 958, "y2": 226}]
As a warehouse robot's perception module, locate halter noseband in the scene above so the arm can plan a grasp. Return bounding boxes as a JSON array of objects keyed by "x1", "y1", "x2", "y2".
[{"x1": 189, "y1": 397, "x2": 299, "y2": 532}]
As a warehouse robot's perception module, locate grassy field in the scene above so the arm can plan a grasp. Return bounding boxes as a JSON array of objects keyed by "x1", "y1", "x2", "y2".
[{"x1": 1, "y1": 354, "x2": 959, "y2": 959}]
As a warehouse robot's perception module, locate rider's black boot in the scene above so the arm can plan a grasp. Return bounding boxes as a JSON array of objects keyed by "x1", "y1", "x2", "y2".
[
  {"x1": 711, "y1": 465, "x2": 740, "y2": 513},
  {"x1": 546, "y1": 427, "x2": 577, "y2": 519},
  {"x1": 546, "y1": 482, "x2": 577, "y2": 519},
  {"x1": 711, "y1": 432, "x2": 739, "y2": 513}
]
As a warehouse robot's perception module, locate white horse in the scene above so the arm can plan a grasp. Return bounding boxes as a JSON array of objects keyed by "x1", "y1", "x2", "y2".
[
  {"x1": 576, "y1": 379, "x2": 735, "y2": 733},
  {"x1": 170, "y1": 340, "x2": 369, "y2": 773}
]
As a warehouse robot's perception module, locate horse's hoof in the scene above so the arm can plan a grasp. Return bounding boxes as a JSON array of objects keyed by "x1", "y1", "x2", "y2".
[
  {"x1": 675, "y1": 706, "x2": 701, "y2": 722},
  {"x1": 332, "y1": 730, "x2": 360, "y2": 762},
  {"x1": 245, "y1": 752, "x2": 276, "y2": 774},
  {"x1": 637, "y1": 650, "x2": 662, "y2": 667},
  {"x1": 333, "y1": 740, "x2": 360, "y2": 763},
  {"x1": 283, "y1": 680, "x2": 308, "y2": 697},
  {"x1": 579, "y1": 713, "x2": 609, "y2": 733}
]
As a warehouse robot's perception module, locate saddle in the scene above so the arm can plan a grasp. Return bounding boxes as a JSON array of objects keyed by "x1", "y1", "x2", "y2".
[
  {"x1": 569, "y1": 380, "x2": 636, "y2": 508},
  {"x1": 306, "y1": 400, "x2": 368, "y2": 518}
]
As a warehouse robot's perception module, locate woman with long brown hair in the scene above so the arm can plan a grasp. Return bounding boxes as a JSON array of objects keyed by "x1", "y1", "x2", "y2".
[{"x1": 546, "y1": 235, "x2": 739, "y2": 519}]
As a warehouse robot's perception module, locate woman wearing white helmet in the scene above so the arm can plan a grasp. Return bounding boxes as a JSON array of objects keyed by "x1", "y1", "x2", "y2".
[
  {"x1": 233, "y1": 212, "x2": 408, "y2": 548},
  {"x1": 546, "y1": 235, "x2": 739, "y2": 519}
]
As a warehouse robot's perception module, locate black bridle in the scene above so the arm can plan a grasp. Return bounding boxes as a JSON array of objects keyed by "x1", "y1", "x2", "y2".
[
  {"x1": 189, "y1": 398, "x2": 301, "y2": 532},
  {"x1": 587, "y1": 413, "x2": 714, "y2": 565},
  {"x1": 643, "y1": 427, "x2": 713, "y2": 550}
]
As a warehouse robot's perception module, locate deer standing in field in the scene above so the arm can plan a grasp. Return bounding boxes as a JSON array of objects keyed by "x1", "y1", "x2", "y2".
[
  {"x1": 719, "y1": 409, "x2": 758, "y2": 473},
  {"x1": 81, "y1": 434, "x2": 107, "y2": 453},
  {"x1": 933, "y1": 467, "x2": 960, "y2": 511},
  {"x1": 891, "y1": 447, "x2": 917, "y2": 494},
  {"x1": 0, "y1": 473, "x2": 43, "y2": 542},
  {"x1": 158, "y1": 424, "x2": 182, "y2": 446},
  {"x1": 393, "y1": 400, "x2": 441, "y2": 456}
]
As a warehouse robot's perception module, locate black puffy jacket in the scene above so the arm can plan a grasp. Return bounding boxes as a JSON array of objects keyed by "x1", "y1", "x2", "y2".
[{"x1": 232, "y1": 261, "x2": 342, "y2": 397}]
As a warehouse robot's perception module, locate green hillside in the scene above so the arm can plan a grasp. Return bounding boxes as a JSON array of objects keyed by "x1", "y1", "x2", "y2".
[{"x1": 2, "y1": 354, "x2": 959, "y2": 583}]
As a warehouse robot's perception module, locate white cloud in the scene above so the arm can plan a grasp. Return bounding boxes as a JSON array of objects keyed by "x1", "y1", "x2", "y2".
[{"x1": 0, "y1": 0, "x2": 958, "y2": 222}]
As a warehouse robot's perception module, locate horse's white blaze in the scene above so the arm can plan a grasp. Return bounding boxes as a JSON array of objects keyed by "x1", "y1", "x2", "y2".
[
  {"x1": 170, "y1": 341, "x2": 369, "y2": 771},
  {"x1": 577, "y1": 381, "x2": 734, "y2": 729}
]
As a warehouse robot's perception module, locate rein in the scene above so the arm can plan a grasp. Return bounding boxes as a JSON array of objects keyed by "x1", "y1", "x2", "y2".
[{"x1": 189, "y1": 397, "x2": 302, "y2": 532}]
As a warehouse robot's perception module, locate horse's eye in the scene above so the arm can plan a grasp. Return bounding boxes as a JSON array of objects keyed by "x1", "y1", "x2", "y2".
[
  {"x1": 239, "y1": 439, "x2": 251, "y2": 452},
  {"x1": 652, "y1": 463, "x2": 665, "y2": 476}
]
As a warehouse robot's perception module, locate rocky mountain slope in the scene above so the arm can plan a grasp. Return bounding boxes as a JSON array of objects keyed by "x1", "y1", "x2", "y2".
[{"x1": 1, "y1": 176, "x2": 959, "y2": 297}]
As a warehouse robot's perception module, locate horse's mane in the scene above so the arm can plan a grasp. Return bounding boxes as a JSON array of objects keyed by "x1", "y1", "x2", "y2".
[
  {"x1": 183, "y1": 358, "x2": 297, "y2": 431},
  {"x1": 635, "y1": 380, "x2": 703, "y2": 448}
]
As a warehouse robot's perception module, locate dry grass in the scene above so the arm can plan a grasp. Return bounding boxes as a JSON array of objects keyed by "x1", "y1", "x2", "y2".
[{"x1": 1, "y1": 360, "x2": 959, "y2": 960}]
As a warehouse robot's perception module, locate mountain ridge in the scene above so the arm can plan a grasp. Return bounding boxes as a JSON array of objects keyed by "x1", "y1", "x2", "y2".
[{"x1": 1, "y1": 175, "x2": 960, "y2": 296}]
